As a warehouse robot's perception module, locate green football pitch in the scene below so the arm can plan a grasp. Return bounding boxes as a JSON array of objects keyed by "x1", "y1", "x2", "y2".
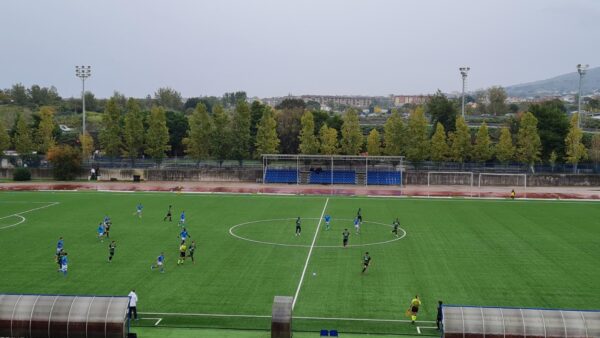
[{"x1": 1, "y1": 191, "x2": 599, "y2": 336}]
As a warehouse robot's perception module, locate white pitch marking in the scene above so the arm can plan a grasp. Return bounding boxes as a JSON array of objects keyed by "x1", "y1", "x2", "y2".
[
  {"x1": 0, "y1": 202, "x2": 60, "y2": 230},
  {"x1": 138, "y1": 311, "x2": 436, "y2": 323},
  {"x1": 140, "y1": 317, "x2": 163, "y2": 326},
  {"x1": 292, "y1": 198, "x2": 329, "y2": 310},
  {"x1": 228, "y1": 218, "x2": 406, "y2": 248},
  {"x1": 417, "y1": 326, "x2": 438, "y2": 334}
]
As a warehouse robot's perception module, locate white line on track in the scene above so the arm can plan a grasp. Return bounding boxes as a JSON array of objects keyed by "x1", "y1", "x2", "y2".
[
  {"x1": 292, "y1": 198, "x2": 329, "y2": 310},
  {"x1": 417, "y1": 326, "x2": 438, "y2": 334},
  {"x1": 137, "y1": 311, "x2": 436, "y2": 323},
  {"x1": 0, "y1": 202, "x2": 60, "y2": 230}
]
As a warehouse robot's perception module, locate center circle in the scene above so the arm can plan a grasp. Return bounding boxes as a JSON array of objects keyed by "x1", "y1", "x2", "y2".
[{"x1": 228, "y1": 217, "x2": 406, "y2": 248}]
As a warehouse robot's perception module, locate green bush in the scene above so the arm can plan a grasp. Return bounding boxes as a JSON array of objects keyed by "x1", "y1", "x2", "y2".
[
  {"x1": 47, "y1": 145, "x2": 82, "y2": 180},
  {"x1": 13, "y1": 167, "x2": 32, "y2": 181}
]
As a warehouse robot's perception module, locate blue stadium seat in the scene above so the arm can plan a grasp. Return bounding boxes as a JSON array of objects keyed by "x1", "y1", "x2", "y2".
[
  {"x1": 366, "y1": 171, "x2": 401, "y2": 185},
  {"x1": 329, "y1": 329, "x2": 339, "y2": 336},
  {"x1": 320, "y1": 329, "x2": 329, "y2": 336},
  {"x1": 309, "y1": 170, "x2": 356, "y2": 184},
  {"x1": 264, "y1": 169, "x2": 298, "y2": 183}
]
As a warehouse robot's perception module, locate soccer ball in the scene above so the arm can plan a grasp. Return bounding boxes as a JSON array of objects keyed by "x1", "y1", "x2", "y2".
[{"x1": 312, "y1": 272, "x2": 316, "y2": 276}]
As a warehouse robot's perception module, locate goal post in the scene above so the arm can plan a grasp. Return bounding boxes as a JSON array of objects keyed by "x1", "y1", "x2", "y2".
[{"x1": 477, "y1": 173, "x2": 527, "y2": 197}]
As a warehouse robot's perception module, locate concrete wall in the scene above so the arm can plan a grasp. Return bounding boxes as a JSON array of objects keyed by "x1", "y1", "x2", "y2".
[{"x1": 2, "y1": 167, "x2": 600, "y2": 187}]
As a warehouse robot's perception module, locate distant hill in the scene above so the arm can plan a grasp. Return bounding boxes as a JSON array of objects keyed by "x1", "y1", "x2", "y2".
[{"x1": 505, "y1": 66, "x2": 600, "y2": 97}]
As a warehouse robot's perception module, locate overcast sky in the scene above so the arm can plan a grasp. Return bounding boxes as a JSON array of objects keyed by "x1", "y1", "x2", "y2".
[{"x1": 1, "y1": 0, "x2": 598, "y2": 98}]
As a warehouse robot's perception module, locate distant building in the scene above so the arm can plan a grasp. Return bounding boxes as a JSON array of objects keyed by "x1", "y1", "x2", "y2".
[
  {"x1": 300, "y1": 95, "x2": 372, "y2": 108},
  {"x1": 392, "y1": 95, "x2": 428, "y2": 106}
]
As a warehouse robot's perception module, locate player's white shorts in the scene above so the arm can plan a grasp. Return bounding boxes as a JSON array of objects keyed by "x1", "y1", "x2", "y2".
[
  {"x1": 98, "y1": 232, "x2": 104, "y2": 236},
  {"x1": 56, "y1": 248, "x2": 62, "y2": 254},
  {"x1": 61, "y1": 264, "x2": 68, "y2": 271},
  {"x1": 354, "y1": 224, "x2": 360, "y2": 230},
  {"x1": 157, "y1": 261, "x2": 163, "y2": 266}
]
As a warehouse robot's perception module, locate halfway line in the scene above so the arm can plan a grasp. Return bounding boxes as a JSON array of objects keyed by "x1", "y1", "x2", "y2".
[{"x1": 292, "y1": 197, "x2": 329, "y2": 310}]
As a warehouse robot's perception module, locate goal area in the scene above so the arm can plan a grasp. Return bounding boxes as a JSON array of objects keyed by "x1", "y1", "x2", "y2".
[{"x1": 262, "y1": 154, "x2": 404, "y2": 186}]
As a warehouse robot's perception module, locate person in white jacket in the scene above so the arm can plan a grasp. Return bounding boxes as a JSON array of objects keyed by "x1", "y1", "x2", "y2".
[{"x1": 128, "y1": 290, "x2": 138, "y2": 320}]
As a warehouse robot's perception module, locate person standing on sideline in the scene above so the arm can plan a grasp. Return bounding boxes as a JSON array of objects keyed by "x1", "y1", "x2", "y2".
[
  {"x1": 436, "y1": 300, "x2": 443, "y2": 331},
  {"x1": 128, "y1": 290, "x2": 138, "y2": 321},
  {"x1": 511, "y1": 189, "x2": 516, "y2": 200},
  {"x1": 408, "y1": 295, "x2": 421, "y2": 324},
  {"x1": 295, "y1": 217, "x2": 301, "y2": 236}
]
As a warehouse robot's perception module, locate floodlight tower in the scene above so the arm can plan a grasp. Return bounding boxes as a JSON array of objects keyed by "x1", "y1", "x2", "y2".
[
  {"x1": 75, "y1": 65, "x2": 92, "y2": 134},
  {"x1": 576, "y1": 64, "x2": 588, "y2": 128},
  {"x1": 459, "y1": 67, "x2": 470, "y2": 118}
]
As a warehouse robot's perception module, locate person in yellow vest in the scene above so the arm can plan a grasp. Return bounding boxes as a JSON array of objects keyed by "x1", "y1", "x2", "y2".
[
  {"x1": 511, "y1": 189, "x2": 516, "y2": 200},
  {"x1": 409, "y1": 295, "x2": 421, "y2": 324}
]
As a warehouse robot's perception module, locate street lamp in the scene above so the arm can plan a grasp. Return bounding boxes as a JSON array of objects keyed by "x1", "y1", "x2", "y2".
[
  {"x1": 459, "y1": 67, "x2": 470, "y2": 118},
  {"x1": 75, "y1": 65, "x2": 92, "y2": 134},
  {"x1": 576, "y1": 63, "x2": 588, "y2": 128}
]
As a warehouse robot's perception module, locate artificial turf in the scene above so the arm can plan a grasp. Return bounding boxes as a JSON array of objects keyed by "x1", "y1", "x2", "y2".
[{"x1": 0, "y1": 191, "x2": 599, "y2": 336}]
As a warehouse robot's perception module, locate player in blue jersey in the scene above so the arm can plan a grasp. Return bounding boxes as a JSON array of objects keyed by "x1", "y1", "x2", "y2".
[
  {"x1": 178, "y1": 211, "x2": 186, "y2": 226},
  {"x1": 59, "y1": 252, "x2": 68, "y2": 276},
  {"x1": 56, "y1": 237, "x2": 64, "y2": 254},
  {"x1": 179, "y1": 228, "x2": 190, "y2": 242},
  {"x1": 354, "y1": 217, "x2": 360, "y2": 234},
  {"x1": 136, "y1": 203, "x2": 143, "y2": 218},
  {"x1": 97, "y1": 223, "x2": 105, "y2": 242},
  {"x1": 151, "y1": 252, "x2": 165, "y2": 273},
  {"x1": 324, "y1": 215, "x2": 331, "y2": 231}
]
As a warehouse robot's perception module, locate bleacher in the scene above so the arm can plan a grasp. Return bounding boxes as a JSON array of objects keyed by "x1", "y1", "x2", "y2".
[
  {"x1": 264, "y1": 169, "x2": 298, "y2": 183},
  {"x1": 366, "y1": 171, "x2": 401, "y2": 185},
  {"x1": 309, "y1": 170, "x2": 356, "y2": 184}
]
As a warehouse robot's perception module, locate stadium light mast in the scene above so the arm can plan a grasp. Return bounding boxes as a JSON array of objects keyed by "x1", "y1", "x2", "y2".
[
  {"x1": 75, "y1": 65, "x2": 92, "y2": 134},
  {"x1": 576, "y1": 64, "x2": 588, "y2": 128},
  {"x1": 459, "y1": 67, "x2": 470, "y2": 118}
]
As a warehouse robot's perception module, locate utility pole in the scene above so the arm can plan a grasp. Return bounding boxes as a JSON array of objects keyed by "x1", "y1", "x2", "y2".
[
  {"x1": 576, "y1": 64, "x2": 588, "y2": 128},
  {"x1": 459, "y1": 67, "x2": 470, "y2": 118},
  {"x1": 75, "y1": 66, "x2": 92, "y2": 134}
]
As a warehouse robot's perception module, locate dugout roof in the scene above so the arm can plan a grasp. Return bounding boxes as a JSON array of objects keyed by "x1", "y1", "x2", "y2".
[
  {"x1": 0, "y1": 294, "x2": 130, "y2": 338},
  {"x1": 443, "y1": 305, "x2": 600, "y2": 338}
]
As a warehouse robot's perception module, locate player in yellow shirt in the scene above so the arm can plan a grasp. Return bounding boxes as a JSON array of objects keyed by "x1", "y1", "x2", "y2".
[
  {"x1": 408, "y1": 295, "x2": 421, "y2": 324},
  {"x1": 177, "y1": 241, "x2": 187, "y2": 265}
]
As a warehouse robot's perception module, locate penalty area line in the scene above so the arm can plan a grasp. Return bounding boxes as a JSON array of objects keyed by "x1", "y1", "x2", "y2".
[
  {"x1": 292, "y1": 197, "x2": 329, "y2": 310},
  {"x1": 0, "y1": 202, "x2": 60, "y2": 230}
]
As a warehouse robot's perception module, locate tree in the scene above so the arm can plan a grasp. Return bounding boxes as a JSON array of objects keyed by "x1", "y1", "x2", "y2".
[
  {"x1": 366, "y1": 128, "x2": 382, "y2": 156},
  {"x1": 405, "y1": 107, "x2": 429, "y2": 163},
  {"x1": 36, "y1": 106, "x2": 56, "y2": 153},
  {"x1": 298, "y1": 110, "x2": 319, "y2": 154},
  {"x1": 529, "y1": 100, "x2": 569, "y2": 160},
  {"x1": 496, "y1": 127, "x2": 515, "y2": 164},
  {"x1": 383, "y1": 111, "x2": 404, "y2": 155},
  {"x1": 145, "y1": 106, "x2": 171, "y2": 165},
  {"x1": 564, "y1": 113, "x2": 587, "y2": 173},
  {"x1": 255, "y1": 106, "x2": 279, "y2": 156},
  {"x1": 84, "y1": 91, "x2": 98, "y2": 112},
  {"x1": 165, "y1": 111, "x2": 189, "y2": 156},
  {"x1": 319, "y1": 124, "x2": 338, "y2": 155},
  {"x1": 427, "y1": 90, "x2": 458, "y2": 133},
  {"x1": 275, "y1": 98, "x2": 306, "y2": 110},
  {"x1": 589, "y1": 134, "x2": 600, "y2": 168},
  {"x1": 99, "y1": 98, "x2": 123, "y2": 160},
  {"x1": 79, "y1": 132, "x2": 94, "y2": 160},
  {"x1": 184, "y1": 103, "x2": 212, "y2": 164},
  {"x1": 211, "y1": 104, "x2": 231, "y2": 166},
  {"x1": 487, "y1": 86, "x2": 508, "y2": 116},
  {"x1": 449, "y1": 116, "x2": 472, "y2": 163},
  {"x1": 250, "y1": 101, "x2": 266, "y2": 149},
  {"x1": 472, "y1": 122, "x2": 493, "y2": 162},
  {"x1": 47, "y1": 145, "x2": 82, "y2": 180},
  {"x1": 340, "y1": 108, "x2": 363, "y2": 155},
  {"x1": 276, "y1": 107, "x2": 303, "y2": 154},
  {"x1": 13, "y1": 113, "x2": 34, "y2": 155},
  {"x1": 0, "y1": 119, "x2": 11, "y2": 156},
  {"x1": 230, "y1": 101, "x2": 252, "y2": 165},
  {"x1": 123, "y1": 98, "x2": 145, "y2": 164},
  {"x1": 29, "y1": 85, "x2": 61, "y2": 107},
  {"x1": 10, "y1": 83, "x2": 29, "y2": 106},
  {"x1": 222, "y1": 92, "x2": 247, "y2": 108},
  {"x1": 430, "y1": 123, "x2": 449, "y2": 163},
  {"x1": 516, "y1": 112, "x2": 542, "y2": 172},
  {"x1": 154, "y1": 87, "x2": 183, "y2": 111}
]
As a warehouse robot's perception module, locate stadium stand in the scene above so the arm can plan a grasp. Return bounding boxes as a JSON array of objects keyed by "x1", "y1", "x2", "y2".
[
  {"x1": 366, "y1": 171, "x2": 401, "y2": 185},
  {"x1": 264, "y1": 169, "x2": 298, "y2": 183},
  {"x1": 309, "y1": 170, "x2": 356, "y2": 184}
]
